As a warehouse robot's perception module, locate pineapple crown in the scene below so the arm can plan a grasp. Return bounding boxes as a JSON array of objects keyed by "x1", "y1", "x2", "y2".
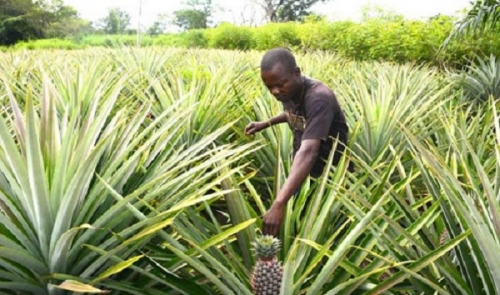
[{"x1": 252, "y1": 235, "x2": 281, "y2": 260}]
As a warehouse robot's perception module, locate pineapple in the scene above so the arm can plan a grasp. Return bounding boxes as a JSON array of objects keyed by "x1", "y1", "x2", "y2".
[{"x1": 250, "y1": 235, "x2": 283, "y2": 295}]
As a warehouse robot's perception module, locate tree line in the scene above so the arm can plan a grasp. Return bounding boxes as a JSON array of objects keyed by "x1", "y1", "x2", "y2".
[
  {"x1": 0, "y1": 0, "x2": 329, "y2": 46},
  {"x1": 0, "y1": 0, "x2": 140, "y2": 45},
  {"x1": 1, "y1": 0, "x2": 498, "y2": 48},
  {"x1": 0, "y1": 0, "x2": 89, "y2": 45}
]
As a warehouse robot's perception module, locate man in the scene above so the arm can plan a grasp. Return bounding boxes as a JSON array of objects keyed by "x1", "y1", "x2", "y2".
[{"x1": 244, "y1": 48, "x2": 351, "y2": 237}]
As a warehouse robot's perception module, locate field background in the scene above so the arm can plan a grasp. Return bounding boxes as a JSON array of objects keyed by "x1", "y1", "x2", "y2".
[
  {"x1": 1, "y1": 1, "x2": 500, "y2": 294},
  {"x1": 0, "y1": 46, "x2": 499, "y2": 294},
  {"x1": 2, "y1": 14, "x2": 500, "y2": 69}
]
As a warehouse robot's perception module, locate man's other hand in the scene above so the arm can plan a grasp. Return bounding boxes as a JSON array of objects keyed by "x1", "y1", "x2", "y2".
[
  {"x1": 262, "y1": 202, "x2": 285, "y2": 237},
  {"x1": 244, "y1": 121, "x2": 268, "y2": 136}
]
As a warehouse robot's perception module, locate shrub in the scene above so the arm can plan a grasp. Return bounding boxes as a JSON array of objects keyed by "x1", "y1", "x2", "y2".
[
  {"x1": 453, "y1": 55, "x2": 500, "y2": 104},
  {"x1": 181, "y1": 29, "x2": 208, "y2": 48},
  {"x1": 296, "y1": 20, "x2": 355, "y2": 53},
  {"x1": 152, "y1": 34, "x2": 184, "y2": 47},
  {"x1": 6, "y1": 15, "x2": 500, "y2": 69},
  {"x1": 13, "y1": 38, "x2": 81, "y2": 50},
  {"x1": 252, "y1": 22, "x2": 301, "y2": 50},
  {"x1": 206, "y1": 22, "x2": 255, "y2": 50}
]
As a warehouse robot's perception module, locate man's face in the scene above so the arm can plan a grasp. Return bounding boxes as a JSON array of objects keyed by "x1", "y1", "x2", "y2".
[{"x1": 261, "y1": 63, "x2": 301, "y2": 103}]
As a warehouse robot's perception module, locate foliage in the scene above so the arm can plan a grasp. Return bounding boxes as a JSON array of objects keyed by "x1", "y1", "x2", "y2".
[
  {"x1": 174, "y1": 9, "x2": 209, "y2": 30},
  {"x1": 331, "y1": 62, "x2": 450, "y2": 165},
  {"x1": 147, "y1": 21, "x2": 167, "y2": 36},
  {"x1": 452, "y1": 54, "x2": 500, "y2": 104},
  {"x1": 0, "y1": 47, "x2": 499, "y2": 294},
  {"x1": 206, "y1": 23, "x2": 254, "y2": 50},
  {"x1": 360, "y1": 3, "x2": 405, "y2": 22},
  {"x1": 148, "y1": 13, "x2": 171, "y2": 36},
  {"x1": 444, "y1": 0, "x2": 499, "y2": 45},
  {"x1": 173, "y1": 0, "x2": 212, "y2": 31},
  {"x1": 0, "y1": 48, "x2": 260, "y2": 294},
  {"x1": 252, "y1": 22, "x2": 301, "y2": 50},
  {"x1": 255, "y1": 0, "x2": 330, "y2": 22},
  {"x1": 0, "y1": 0, "x2": 44, "y2": 45},
  {"x1": 0, "y1": 0, "x2": 89, "y2": 45},
  {"x1": 8, "y1": 15, "x2": 500, "y2": 69},
  {"x1": 179, "y1": 29, "x2": 208, "y2": 47},
  {"x1": 98, "y1": 7, "x2": 131, "y2": 35}
]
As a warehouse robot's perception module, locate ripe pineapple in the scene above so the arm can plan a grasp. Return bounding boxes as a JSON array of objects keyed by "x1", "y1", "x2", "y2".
[{"x1": 250, "y1": 235, "x2": 283, "y2": 295}]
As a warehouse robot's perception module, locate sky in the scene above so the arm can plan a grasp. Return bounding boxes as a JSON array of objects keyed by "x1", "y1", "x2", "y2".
[{"x1": 63, "y1": 0, "x2": 473, "y2": 29}]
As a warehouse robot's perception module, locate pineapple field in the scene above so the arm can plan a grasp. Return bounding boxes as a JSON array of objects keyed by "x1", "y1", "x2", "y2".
[{"x1": 0, "y1": 47, "x2": 499, "y2": 295}]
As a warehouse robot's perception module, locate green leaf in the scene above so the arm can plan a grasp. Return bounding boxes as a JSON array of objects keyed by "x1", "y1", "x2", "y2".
[
  {"x1": 50, "y1": 280, "x2": 110, "y2": 293},
  {"x1": 0, "y1": 246, "x2": 48, "y2": 275},
  {"x1": 305, "y1": 192, "x2": 388, "y2": 295},
  {"x1": 366, "y1": 231, "x2": 469, "y2": 294},
  {"x1": 49, "y1": 224, "x2": 95, "y2": 273},
  {"x1": 90, "y1": 255, "x2": 144, "y2": 284}
]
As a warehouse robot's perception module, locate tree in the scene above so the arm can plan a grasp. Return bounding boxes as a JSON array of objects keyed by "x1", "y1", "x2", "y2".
[
  {"x1": 174, "y1": 10, "x2": 207, "y2": 30},
  {"x1": 253, "y1": 0, "x2": 331, "y2": 22},
  {"x1": 237, "y1": 2, "x2": 261, "y2": 26},
  {"x1": 148, "y1": 21, "x2": 165, "y2": 35},
  {"x1": 173, "y1": 0, "x2": 212, "y2": 31},
  {"x1": 0, "y1": 0, "x2": 40, "y2": 45},
  {"x1": 360, "y1": 4, "x2": 404, "y2": 22},
  {"x1": 0, "y1": 0, "x2": 88, "y2": 45},
  {"x1": 99, "y1": 7, "x2": 131, "y2": 34},
  {"x1": 444, "y1": 0, "x2": 499, "y2": 44},
  {"x1": 35, "y1": 1, "x2": 92, "y2": 38}
]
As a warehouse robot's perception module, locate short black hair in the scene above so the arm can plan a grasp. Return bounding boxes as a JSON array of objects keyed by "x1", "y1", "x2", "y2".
[{"x1": 260, "y1": 47, "x2": 297, "y2": 73}]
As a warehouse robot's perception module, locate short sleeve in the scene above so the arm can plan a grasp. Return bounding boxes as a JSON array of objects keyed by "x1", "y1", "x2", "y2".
[{"x1": 302, "y1": 95, "x2": 334, "y2": 141}]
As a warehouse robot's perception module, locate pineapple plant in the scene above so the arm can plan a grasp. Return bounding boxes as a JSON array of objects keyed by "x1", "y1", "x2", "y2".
[{"x1": 250, "y1": 235, "x2": 283, "y2": 295}]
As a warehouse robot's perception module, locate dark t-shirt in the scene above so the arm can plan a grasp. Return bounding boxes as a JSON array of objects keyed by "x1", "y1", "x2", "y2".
[{"x1": 282, "y1": 76, "x2": 350, "y2": 178}]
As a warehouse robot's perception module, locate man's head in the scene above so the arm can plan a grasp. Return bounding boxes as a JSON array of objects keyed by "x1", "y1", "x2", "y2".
[{"x1": 260, "y1": 48, "x2": 302, "y2": 102}]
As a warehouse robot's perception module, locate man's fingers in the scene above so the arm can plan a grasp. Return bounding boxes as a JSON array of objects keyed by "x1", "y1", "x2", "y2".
[
  {"x1": 269, "y1": 225, "x2": 277, "y2": 237},
  {"x1": 262, "y1": 221, "x2": 279, "y2": 237},
  {"x1": 246, "y1": 128, "x2": 256, "y2": 136},
  {"x1": 244, "y1": 124, "x2": 255, "y2": 135},
  {"x1": 271, "y1": 226, "x2": 278, "y2": 237},
  {"x1": 262, "y1": 224, "x2": 270, "y2": 235},
  {"x1": 245, "y1": 122, "x2": 263, "y2": 136},
  {"x1": 262, "y1": 219, "x2": 271, "y2": 235}
]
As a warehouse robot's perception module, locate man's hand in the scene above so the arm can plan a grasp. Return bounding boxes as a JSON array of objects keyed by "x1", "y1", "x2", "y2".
[
  {"x1": 244, "y1": 121, "x2": 269, "y2": 136},
  {"x1": 261, "y1": 139, "x2": 321, "y2": 237},
  {"x1": 262, "y1": 202, "x2": 286, "y2": 237}
]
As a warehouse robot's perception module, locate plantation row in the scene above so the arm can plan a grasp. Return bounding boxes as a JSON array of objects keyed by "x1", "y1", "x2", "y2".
[
  {"x1": 0, "y1": 47, "x2": 499, "y2": 294},
  {"x1": 5, "y1": 15, "x2": 500, "y2": 68}
]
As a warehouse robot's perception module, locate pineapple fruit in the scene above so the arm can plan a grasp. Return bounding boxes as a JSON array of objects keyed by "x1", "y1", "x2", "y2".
[{"x1": 250, "y1": 235, "x2": 283, "y2": 295}]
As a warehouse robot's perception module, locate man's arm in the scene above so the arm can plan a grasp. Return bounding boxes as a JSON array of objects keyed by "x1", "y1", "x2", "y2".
[
  {"x1": 245, "y1": 112, "x2": 288, "y2": 135},
  {"x1": 262, "y1": 139, "x2": 320, "y2": 236},
  {"x1": 267, "y1": 112, "x2": 288, "y2": 126}
]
